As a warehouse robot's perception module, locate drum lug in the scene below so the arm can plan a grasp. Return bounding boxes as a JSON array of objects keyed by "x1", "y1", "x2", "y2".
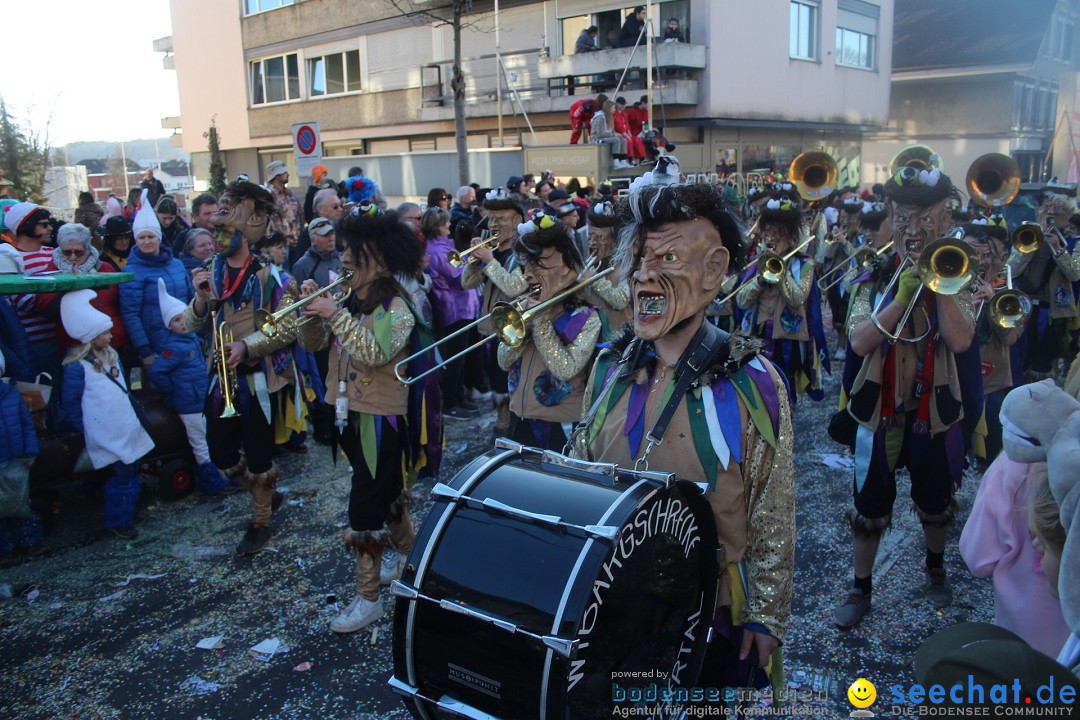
[
  {"x1": 482, "y1": 497, "x2": 562, "y2": 526},
  {"x1": 541, "y1": 634, "x2": 580, "y2": 659},
  {"x1": 540, "y1": 449, "x2": 618, "y2": 479},
  {"x1": 493, "y1": 437, "x2": 527, "y2": 454},
  {"x1": 430, "y1": 482, "x2": 463, "y2": 501},
  {"x1": 389, "y1": 580, "x2": 419, "y2": 600},
  {"x1": 584, "y1": 524, "x2": 620, "y2": 541}
]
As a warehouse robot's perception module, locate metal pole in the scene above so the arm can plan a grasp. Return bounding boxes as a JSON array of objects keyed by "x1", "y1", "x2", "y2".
[
  {"x1": 495, "y1": 0, "x2": 503, "y2": 147},
  {"x1": 121, "y1": 142, "x2": 130, "y2": 198},
  {"x1": 646, "y1": 0, "x2": 654, "y2": 130}
]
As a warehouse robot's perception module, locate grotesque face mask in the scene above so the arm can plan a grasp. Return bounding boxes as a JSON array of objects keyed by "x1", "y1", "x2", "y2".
[
  {"x1": 488, "y1": 209, "x2": 522, "y2": 249},
  {"x1": 890, "y1": 199, "x2": 949, "y2": 268},
  {"x1": 521, "y1": 247, "x2": 577, "y2": 306},
  {"x1": 967, "y1": 234, "x2": 1005, "y2": 284},
  {"x1": 761, "y1": 221, "x2": 793, "y2": 257},
  {"x1": 588, "y1": 225, "x2": 615, "y2": 262},
  {"x1": 212, "y1": 193, "x2": 269, "y2": 256},
  {"x1": 630, "y1": 218, "x2": 728, "y2": 342}
]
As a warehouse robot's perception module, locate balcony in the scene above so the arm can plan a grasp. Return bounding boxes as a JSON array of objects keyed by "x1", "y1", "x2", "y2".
[{"x1": 418, "y1": 43, "x2": 704, "y2": 123}]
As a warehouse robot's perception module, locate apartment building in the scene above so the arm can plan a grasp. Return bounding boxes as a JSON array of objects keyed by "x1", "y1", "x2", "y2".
[
  {"x1": 863, "y1": 0, "x2": 1078, "y2": 186},
  {"x1": 165, "y1": 0, "x2": 893, "y2": 198}
]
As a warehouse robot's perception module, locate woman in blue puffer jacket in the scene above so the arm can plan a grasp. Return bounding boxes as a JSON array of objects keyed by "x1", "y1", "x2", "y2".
[{"x1": 118, "y1": 190, "x2": 195, "y2": 368}]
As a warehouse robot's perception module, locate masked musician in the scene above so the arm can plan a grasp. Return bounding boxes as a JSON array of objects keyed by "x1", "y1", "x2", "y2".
[
  {"x1": 965, "y1": 214, "x2": 1022, "y2": 467},
  {"x1": 579, "y1": 200, "x2": 632, "y2": 340},
  {"x1": 462, "y1": 189, "x2": 529, "y2": 435},
  {"x1": 1009, "y1": 186, "x2": 1080, "y2": 381},
  {"x1": 819, "y1": 194, "x2": 865, "y2": 359},
  {"x1": 496, "y1": 215, "x2": 602, "y2": 450},
  {"x1": 297, "y1": 210, "x2": 425, "y2": 634},
  {"x1": 832, "y1": 167, "x2": 976, "y2": 628},
  {"x1": 186, "y1": 181, "x2": 301, "y2": 556},
  {"x1": 571, "y1": 182, "x2": 794, "y2": 689},
  {"x1": 734, "y1": 192, "x2": 829, "y2": 403}
]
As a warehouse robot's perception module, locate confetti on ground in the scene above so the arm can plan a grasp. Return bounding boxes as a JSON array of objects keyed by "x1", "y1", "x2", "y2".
[
  {"x1": 97, "y1": 590, "x2": 125, "y2": 603},
  {"x1": 196, "y1": 636, "x2": 224, "y2": 650},
  {"x1": 112, "y1": 573, "x2": 167, "y2": 587},
  {"x1": 293, "y1": 661, "x2": 313, "y2": 672},
  {"x1": 178, "y1": 675, "x2": 221, "y2": 696},
  {"x1": 817, "y1": 452, "x2": 854, "y2": 470}
]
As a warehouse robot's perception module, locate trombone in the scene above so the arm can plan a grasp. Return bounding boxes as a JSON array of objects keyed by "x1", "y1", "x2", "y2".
[
  {"x1": 255, "y1": 272, "x2": 354, "y2": 337},
  {"x1": 449, "y1": 232, "x2": 499, "y2": 267},
  {"x1": 817, "y1": 241, "x2": 894, "y2": 292},
  {"x1": 976, "y1": 265, "x2": 1032, "y2": 330},
  {"x1": 1012, "y1": 222, "x2": 1044, "y2": 254},
  {"x1": 210, "y1": 308, "x2": 239, "y2": 418},
  {"x1": 869, "y1": 233, "x2": 979, "y2": 343},
  {"x1": 394, "y1": 267, "x2": 615, "y2": 385},
  {"x1": 790, "y1": 151, "x2": 839, "y2": 201},
  {"x1": 966, "y1": 152, "x2": 1021, "y2": 208},
  {"x1": 717, "y1": 237, "x2": 813, "y2": 305}
]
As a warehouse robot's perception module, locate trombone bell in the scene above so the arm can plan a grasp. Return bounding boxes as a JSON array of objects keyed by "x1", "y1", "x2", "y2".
[
  {"x1": 990, "y1": 289, "x2": 1032, "y2": 329},
  {"x1": 790, "y1": 151, "x2": 839, "y2": 201},
  {"x1": 966, "y1": 153, "x2": 1021, "y2": 208},
  {"x1": 889, "y1": 144, "x2": 943, "y2": 177},
  {"x1": 1012, "y1": 222, "x2": 1043, "y2": 254},
  {"x1": 919, "y1": 237, "x2": 979, "y2": 295}
]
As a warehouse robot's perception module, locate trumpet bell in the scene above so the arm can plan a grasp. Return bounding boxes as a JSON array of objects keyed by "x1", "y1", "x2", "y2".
[
  {"x1": 967, "y1": 153, "x2": 1021, "y2": 208},
  {"x1": 990, "y1": 289, "x2": 1032, "y2": 329},
  {"x1": 889, "y1": 144, "x2": 943, "y2": 177},
  {"x1": 790, "y1": 151, "x2": 839, "y2": 200},
  {"x1": 1012, "y1": 222, "x2": 1043, "y2": 254},
  {"x1": 918, "y1": 237, "x2": 979, "y2": 295}
]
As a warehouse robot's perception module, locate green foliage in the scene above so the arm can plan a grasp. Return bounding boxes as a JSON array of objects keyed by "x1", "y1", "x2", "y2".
[
  {"x1": 0, "y1": 99, "x2": 49, "y2": 203},
  {"x1": 204, "y1": 119, "x2": 227, "y2": 197}
]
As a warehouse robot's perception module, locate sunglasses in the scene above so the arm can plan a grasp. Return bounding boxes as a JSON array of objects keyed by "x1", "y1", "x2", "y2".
[
  {"x1": 60, "y1": 248, "x2": 87, "y2": 257},
  {"x1": 442, "y1": 195, "x2": 452, "y2": 201}
]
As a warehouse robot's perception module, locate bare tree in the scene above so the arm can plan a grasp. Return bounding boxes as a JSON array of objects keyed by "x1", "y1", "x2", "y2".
[{"x1": 387, "y1": 0, "x2": 490, "y2": 187}]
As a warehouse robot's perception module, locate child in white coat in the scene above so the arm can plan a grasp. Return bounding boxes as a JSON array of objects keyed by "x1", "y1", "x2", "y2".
[{"x1": 60, "y1": 289, "x2": 154, "y2": 539}]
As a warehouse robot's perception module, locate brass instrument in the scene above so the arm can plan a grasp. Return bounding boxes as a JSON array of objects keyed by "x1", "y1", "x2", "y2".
[
  {"x1": 210, "y1": 308, "x2": 239, "y2": 419},
  {"x1": 870, "y1": 232, "x2": 979, "y2": 344},
  {"x1": 449, "y1": 232, "x2": 499, "y2": 267},
  {"x1": 976, "y1": 266, "x2": 1032, "y2": 330},
  {"x1": 1011, "y1": 222, "x2": 1043, "y2": 254},
  {"x1": 394, "y1": 268, "x2": 616, "y2": 385},
  {"x1": 966, "y1": 152, "x2": 1021, "y2": 208},
  {"x1": 817, "y1": 241, "x2": 895, "y2": 292},
  {"x1": 790, "y1": 151, "x2": 839, "y2": 201},
  {"x1": 255, "y1": 273, "x2": 354, "y2": 337},
  {"x1": 717, "y1": 237, "x2": 813, "y2": 304},
  {"x1": 889, "y1": 144, "x2": 944, "y2": 178}
]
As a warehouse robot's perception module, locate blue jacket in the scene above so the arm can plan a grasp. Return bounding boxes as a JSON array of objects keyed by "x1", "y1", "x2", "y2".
[
  {"x1": 60, "y1": 361, "x2": 86, "y2": 434},
  {"x1": 147, "y1": 331, "x2": 207, "y2": 414},
  {"x1": 0, "y1": 380, "x2": 39, "y2": 463},
  {"x1": 119, "y1": 245, "x2": 195, "y2": 359},
  {"x1": 0, "y1": 297, "x2": 36, "y2": 383}
]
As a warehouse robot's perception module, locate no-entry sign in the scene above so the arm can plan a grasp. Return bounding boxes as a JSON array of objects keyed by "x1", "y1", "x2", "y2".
[{"x1": 292, "y1": 122, "x2": 322, "y2": 177}]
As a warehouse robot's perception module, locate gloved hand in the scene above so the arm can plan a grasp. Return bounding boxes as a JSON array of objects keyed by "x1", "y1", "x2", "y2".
[{"x1": 893, "y1": 267, "x2": 922, "y2": 308}]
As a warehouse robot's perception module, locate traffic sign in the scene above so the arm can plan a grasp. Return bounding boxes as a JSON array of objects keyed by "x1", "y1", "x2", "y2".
[{"x1": 292, "y1": 122, "x2": 322, "y2": 176}]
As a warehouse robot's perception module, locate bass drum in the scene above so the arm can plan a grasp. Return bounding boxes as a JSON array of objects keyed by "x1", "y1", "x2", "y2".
[{"x1": 391, "y1": 441, "x2": 719, "y2": 719}]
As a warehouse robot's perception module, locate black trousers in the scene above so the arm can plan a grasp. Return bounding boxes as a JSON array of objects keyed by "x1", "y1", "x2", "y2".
[
  {"x1": 204, "y1": 378, "x2": 274, "y2": 475},
  {"x1": 437, "y1": 320, "x2": 471, "y2": 409},
  {"x1": 339, "y1": 415, "x2": 404, "y2": 532}
]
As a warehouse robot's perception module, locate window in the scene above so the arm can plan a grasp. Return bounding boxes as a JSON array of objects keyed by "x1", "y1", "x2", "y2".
[
  {"x1": 309, "y1": 50, "x2": 362, "y2": 97},
  {"x1": 250, "y1": 53, "x2": 300, "y2": 105},
  {"x1": 245, "y1": 0, "x2": 294, "y2": 15},
  {"x1": 789, "y1": 1, "x2": 819, "y2": 60},
  {"x1": 835, "y1": 0, "x2": 879, "y2": 69},
  {"x1": 1050, "y1": 16, "x2": 1075, "y2": 61}
]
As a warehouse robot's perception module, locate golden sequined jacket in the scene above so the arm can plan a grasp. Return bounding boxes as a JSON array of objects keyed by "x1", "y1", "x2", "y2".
[
  {"x1": 572, "y1": 334, "x2": 795, "y2": 641},
  {"x1": 462, "y1": 256, "x2": 528, "y2": 336},
  {"x1": 735, "y1": 259, "x2": 814, "y2": 342}
]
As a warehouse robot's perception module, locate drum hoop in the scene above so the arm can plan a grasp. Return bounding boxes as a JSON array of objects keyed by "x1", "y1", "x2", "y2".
[
  {"x1": 403, "y1": 448, "x2": 519, "y2": 707},
  {"x1": 539, "y1": 478, "x2": 654, "y2": 716}
]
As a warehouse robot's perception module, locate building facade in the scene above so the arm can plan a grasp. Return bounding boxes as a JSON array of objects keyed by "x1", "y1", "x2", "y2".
[{"x1": 165, "y1": 0, "x2": 893, "y2": 199}]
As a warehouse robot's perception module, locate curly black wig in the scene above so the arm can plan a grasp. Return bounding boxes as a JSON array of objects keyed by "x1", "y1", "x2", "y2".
[
  {"x1": 517, "y1": 223, "x2": 585, "y2": 272},
  {"x1": 612, "y1": 183, "x2": 746, "y2": 281},
  {"x1": 337, "y1": 211, "x2": 423, "y2": 314}
]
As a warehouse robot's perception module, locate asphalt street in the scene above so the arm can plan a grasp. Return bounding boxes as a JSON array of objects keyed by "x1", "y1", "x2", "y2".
[{"x1": 0, "y1": 352, "x2": 993, "y2": 719}]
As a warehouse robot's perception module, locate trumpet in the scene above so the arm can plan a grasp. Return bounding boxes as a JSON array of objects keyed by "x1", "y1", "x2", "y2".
[
  {"x1": 211, "y1": 308, "x2": 239, "y2": 419},
  {"x1": 717, "y1": 237, "x2": 813, "y2": 305},
  {"x1": 449, "y1": 233, "x2": 499, "y2": 267},
  {"x1": 394, "y1": 268, "x2": 615, "y2": 385},
  {"x1": 869, "y1": 233, "x2": 979, "y2": 344},
  {"x1": 1012, "y1": 222, "x2": 1043, "y2": 254},
  {"x1": 817, "y1": 241, "x2": 894, "y2": 292},
  {"x1": 254, "y1": 272, "x2": 354, "y2": 337}
]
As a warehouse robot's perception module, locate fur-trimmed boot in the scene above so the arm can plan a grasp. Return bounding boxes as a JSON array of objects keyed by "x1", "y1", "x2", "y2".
[
  {"x1": 381, "y1": 494, "x2": 416, "y2": 585},
  {"x1": 916, "y1": 502, "x2": 956, "y2": 609},
  {"x1": 333, "y1": 530, "x2": 386, "y2": 633},
  {"x1": 220, "y1": 457, "x2": 248, "y2": 494},
  {"x1": 236, "y1": 465, "x2": 280, "y2": 556},
  {"x1": 494, "y1": 394, "x2": 511, "y2": 437}
]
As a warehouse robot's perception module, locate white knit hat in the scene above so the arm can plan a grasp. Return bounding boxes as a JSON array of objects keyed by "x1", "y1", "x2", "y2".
[
  {"x1": 4, "y1": 202, "x2": 41, "y2": 237},
  {"x1": 61, "y1": 289, "x2": 113, "y2": 344},
  {"x1": 131, "y1": 189, "x2": 161, "y2": 240},
  {"x1": 157, "y1": 278, "x2": 188, "y2": 327}
]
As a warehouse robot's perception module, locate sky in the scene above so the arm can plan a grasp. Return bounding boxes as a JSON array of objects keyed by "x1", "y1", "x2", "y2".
[{"x1": 0, "y1": 0, "x2": 180, "y2": 146}]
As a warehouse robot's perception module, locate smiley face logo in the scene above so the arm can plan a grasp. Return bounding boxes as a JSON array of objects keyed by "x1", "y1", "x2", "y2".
[{"x1": 848, "y1": 678, "x2": 877, "y2": 709}]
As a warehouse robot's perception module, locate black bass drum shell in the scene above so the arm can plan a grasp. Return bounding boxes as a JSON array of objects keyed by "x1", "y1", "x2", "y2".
[{"x1": 392, "y1": 447, "x2": 719, "y2": 719}]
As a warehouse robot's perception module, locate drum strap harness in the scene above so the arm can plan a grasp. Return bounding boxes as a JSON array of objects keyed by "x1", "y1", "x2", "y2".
[
  {"x1": 636, "y1": 321, "x2": 731, "y2": 470},
  {"x1": 569, "y1": 321, "x2": 731, "y2": 468}
]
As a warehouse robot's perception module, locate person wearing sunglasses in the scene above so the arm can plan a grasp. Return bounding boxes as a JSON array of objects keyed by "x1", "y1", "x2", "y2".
[{"x1": 427, "y1": 187, "x2": 452, "y2": 211}]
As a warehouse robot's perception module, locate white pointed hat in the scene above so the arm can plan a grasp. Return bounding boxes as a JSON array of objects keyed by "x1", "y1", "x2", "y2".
[
  {"x1": 61, "y1": 289, "x2": 113, "y2": 344},
  {"x1": 132, "y1": 189, "x2": 161, "y2": 240},
  {"x1": 158, "y1": 278, "x2": 188, "y2": 327}
]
